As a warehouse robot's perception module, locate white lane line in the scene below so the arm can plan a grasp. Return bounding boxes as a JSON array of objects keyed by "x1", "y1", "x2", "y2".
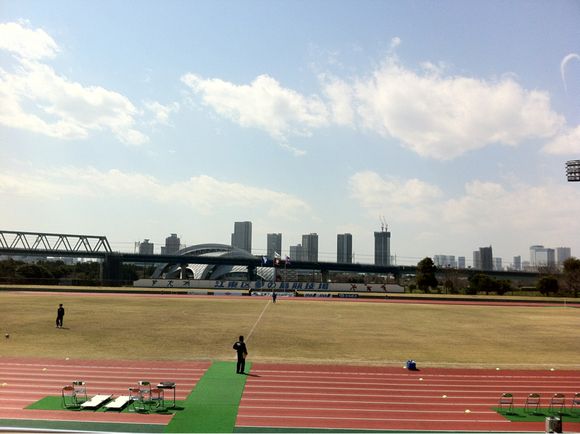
[
  {"x1": 241, "y1": 398, "x2": 494, "y2": 406},
  {"x1": 237, "y1": 414, "x2": 510, "y2": 423},
  {"x1": 247, "y1": 300, "x2": 270, "y2": 341},
  {"x1": 250, "y1": 368, "x2": 580, "y2": 378},
  {"x1": 244, "y1": 384, "x2": 580, "y2": 394},
  {"x1": 240, "y1": 405, "x2": 496, "y2": 414},
  {"x1": 244, "y1": 379, "x2": 576, "y2": 388}
]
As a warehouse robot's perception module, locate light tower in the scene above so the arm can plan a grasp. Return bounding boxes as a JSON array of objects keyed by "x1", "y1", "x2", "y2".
[{"x1": 566, "y1": 160, "x2": 580, "y2": 182}]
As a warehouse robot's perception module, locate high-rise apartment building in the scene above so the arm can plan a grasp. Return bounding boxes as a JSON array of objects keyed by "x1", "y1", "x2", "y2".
[
  {"x1": 374, "y1": 230, "x2": 391, "y2": 266},
  {"x1": 434, "y1": 255, "x2": 456, "y2": 268},
  {"x1": 458, "y1": 256, "x2": 466, "y2": 269},
  {"x1": 302, "y1": 233, "x2": 319, "y2": 262},
  {"x1": 493, "y1": 257, "x2": 503, "y2": 271},
  {"x1": 537, "y1": 249, "x2": 555, "y2": 268},
  {"x1": 163, "y1": 233, "x2": 180, "y2": 255},
  {"x1": 529, "y1": 245, "x2": 544, "y2": 267},
  {"x1": 231, "y1": 221, "x2": 252, "y2": 253},
  {"x1": 472, "y1": 251, "x2": 481, "y2": 269},
  {"x1": 556, "y1": 247, "x2": 571, "y2": 266},
  {"x1": 289, "y1": 244, "x2": 304, "y2": 261},
  {"x1": 139, "y1": 239, "x2": 154, "y2": 255},
  {"x1": 479, "y1": 246, "x2": 493, "y2": 271},
  {"x1": 337, "y1": 233, "x2": 353, "y2": 264},
  {"x1": 513, "y1": 255, "x2": 522, "y2": 271},
  {"x1": 530, "y1": 245, "x2": 556, "y2": 268},
  {"x1": 266, "y1": 233, "x2": 282, "y2": 259}
]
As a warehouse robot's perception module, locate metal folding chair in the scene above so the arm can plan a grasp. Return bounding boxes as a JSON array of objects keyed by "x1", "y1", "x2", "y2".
[
  {"x1": 128, "y1": 387, "x2": 146, "y2": 412},
  {"x1": 72, "y1": 380, "x2": 87, "y2": 404},
  {"x1": 524, "y1": 393, "x2": 541, "y2": 413},
  {"x1": 129, "y1": 380, "x2": 153, "y2": 412},
  {"x1": 61, "y1": 385, "x2": 78, "y2": 408},
  {"x1": 498, "y1": 393, "x2": 514, "y2": 413},
  {"x1": 150, "y1": 387, "x2": 165, "y2": 410},
  {"x1": 549, "y1": 393, "x2": 565, "y2": 414}
]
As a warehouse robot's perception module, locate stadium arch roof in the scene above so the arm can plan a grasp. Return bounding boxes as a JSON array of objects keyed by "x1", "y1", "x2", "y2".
[{"x1": 151, "y1": 243, "x2": 274, "y2": 281}]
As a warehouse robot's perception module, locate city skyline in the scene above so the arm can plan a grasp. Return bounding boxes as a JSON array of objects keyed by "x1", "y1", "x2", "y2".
[
  {"x1": 140, "y1": 223, "x2": 573, "y2": 268},
  {"x1": 1, "y1": 1, "x2": 579, "y2": 265}
]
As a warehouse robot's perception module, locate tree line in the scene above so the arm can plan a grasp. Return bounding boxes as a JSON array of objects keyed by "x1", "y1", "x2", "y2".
[
  {"x1": 0, "y1": 258, "x2": 150, "y2": 286},
  {"x1": 414, "y1": 256, "x2": 580, "y2": 297}
]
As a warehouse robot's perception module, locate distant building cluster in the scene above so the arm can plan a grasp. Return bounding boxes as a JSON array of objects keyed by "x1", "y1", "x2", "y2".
[
  {"x1": 136, "y1": 221, "x2": 392, "y2": 265},
  {"x1": 433, "y1": 244, "x2": 572, "y2": 271},
  {"x1": 135, "y1": 221, "x2": 571, "y2": 269},
  {"x1": 529, "y1": 245, "x2": 571, "y2": 269}
]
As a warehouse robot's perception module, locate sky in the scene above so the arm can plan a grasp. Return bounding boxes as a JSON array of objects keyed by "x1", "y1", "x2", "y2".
[{"x1": 1, "y1": 0, "x2": 580, "y2": 266}]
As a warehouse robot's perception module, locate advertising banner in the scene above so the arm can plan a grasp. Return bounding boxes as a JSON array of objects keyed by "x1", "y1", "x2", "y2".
[{"x1": 133, "y1": 279, "x2": 404, "y2": 293}]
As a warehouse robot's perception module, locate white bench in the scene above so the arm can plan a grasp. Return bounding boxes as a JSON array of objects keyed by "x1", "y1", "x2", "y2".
[
  {"x1": 105, "y1": 395, "x2": 131, "y2": 411},
  {"x1": 80, "y1": 394, "x2": 112, "y2": 409}
]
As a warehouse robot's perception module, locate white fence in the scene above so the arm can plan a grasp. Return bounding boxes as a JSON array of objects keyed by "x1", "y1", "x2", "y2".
[{"x1": 133, "y1": 279, "x2": 404, "y2": 293}]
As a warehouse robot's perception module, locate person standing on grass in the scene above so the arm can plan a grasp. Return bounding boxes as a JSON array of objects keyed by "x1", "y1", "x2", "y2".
[
  {"x1": 56, "y1": 304, "x2": 65, "y2": 328},
  {"x1": 233, "y1": 335, "x2": 248, "y2": 374}
]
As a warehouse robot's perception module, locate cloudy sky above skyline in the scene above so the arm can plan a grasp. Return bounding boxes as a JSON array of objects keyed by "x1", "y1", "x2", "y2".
[{"x1": 1, "y1": 0, "x2": 579, "y2": 265}]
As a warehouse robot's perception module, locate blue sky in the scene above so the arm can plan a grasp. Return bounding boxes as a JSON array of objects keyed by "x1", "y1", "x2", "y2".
[{"x1": 1, "y1": 0, "x2": 579, "y2": 265}]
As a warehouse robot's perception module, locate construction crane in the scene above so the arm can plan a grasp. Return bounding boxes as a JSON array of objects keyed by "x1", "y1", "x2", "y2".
[{"x1": 379, "y1": 215, "x2": 388, "y2": 232}]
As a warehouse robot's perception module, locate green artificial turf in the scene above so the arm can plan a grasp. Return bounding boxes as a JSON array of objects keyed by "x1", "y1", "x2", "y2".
[
  {"x1": 0, "y1": 419, "x2": 165, "y2": 433},
  {"x1": 165, "y1": 361, "x2": 250, "y2": 433},
  {"x1": 24, "y1": 361, "x2": 250, "y2": 433},
  {"x1": 493, "y1": 407, "x2": 580, "y2": 422}
]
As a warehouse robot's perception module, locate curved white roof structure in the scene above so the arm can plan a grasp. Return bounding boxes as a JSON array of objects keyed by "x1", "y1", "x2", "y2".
[{"x1": 151, "y1": 243, "x2": 274, "y2": 281}]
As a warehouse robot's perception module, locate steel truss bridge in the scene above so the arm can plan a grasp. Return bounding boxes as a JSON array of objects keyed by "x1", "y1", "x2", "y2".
[
  {"x1": 0, "y1": 230, "x2": 112, "y2": 253},
  {"x1": 0, "y1": 230, "x2": 538, "y2": 285}
]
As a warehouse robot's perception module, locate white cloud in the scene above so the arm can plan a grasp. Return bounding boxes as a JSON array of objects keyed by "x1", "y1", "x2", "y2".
[
  {"x1": 353, "y1": 59, "x2": 564, "y2": 159},
  {"x1": 389, "y1": 37, "x2": 401, "y2": 50},
  {"x1": 0, "y1": 167, "x2": 311, "y2": 218},
  {"x1": 279, "y1": 142, "x2": 307, "y2": 157},
  {"x1": 542, "y1": 125, "x2": 580, "y2": 155},
  {"x1": 182, "y1": 51, "x2": 566, "y2": 160},
  {"x1": 0, "y1": 21, "x2": 149, "y2": 145},
  {"x1": 349, "y1": 170, "x2": 580, "y2": 257},
  {"x1": 0, "y1": 21, "x2": 59, "y2": 60},
  {"x1": 320, "y1": 74, "x2": 355, "y2": 126},
  {"x1": 181, "y1": 73, "x2": 329, "y2": 140},
  {"x1": 348, "y1": 171, "x2": 442, "y2": 222},
  {"x1": 144, "y1": 100, "x2": 180, "y2": 126}
]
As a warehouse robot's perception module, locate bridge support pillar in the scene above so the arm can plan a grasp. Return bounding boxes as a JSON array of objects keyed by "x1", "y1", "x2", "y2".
[
  {"x1": 247, "y1": 265, "x2": 256, "y2": 281},
  {"x1": 101, "y1": 254, "x2": 122, "y2": 286}
]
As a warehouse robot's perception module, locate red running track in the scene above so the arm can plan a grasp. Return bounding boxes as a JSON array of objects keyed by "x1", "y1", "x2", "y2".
[
  {"x1": 237, "y1": 363, "x2": 580, "y2": 432},
  {"x1": 0, "y1": 357, "x2": 210, "y2": 426}
]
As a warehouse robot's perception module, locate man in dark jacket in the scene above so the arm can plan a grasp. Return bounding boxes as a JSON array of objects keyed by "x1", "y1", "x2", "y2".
[
  {"x1": 233, "y1": 335, "x2": 248, "y2": 374},
  {"x1": 56, "y1": 304, "x2": 65, "y2": 328}
]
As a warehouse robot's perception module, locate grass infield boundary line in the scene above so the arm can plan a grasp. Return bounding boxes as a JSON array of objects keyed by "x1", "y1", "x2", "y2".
[{"x1": 247, "y1": 300, "x2": 271, "y2": 341}]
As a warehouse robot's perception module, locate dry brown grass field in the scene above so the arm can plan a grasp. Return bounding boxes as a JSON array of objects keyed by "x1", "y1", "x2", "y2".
[{"x1": 1, "y1": 292, "x2": 579, "y2": 368}]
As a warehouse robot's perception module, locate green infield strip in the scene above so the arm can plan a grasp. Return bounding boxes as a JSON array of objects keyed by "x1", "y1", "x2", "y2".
[
  {"x1": 165, "y1": 361, "x2": 250, "y2": 433},
  {"x1": 493, "y1": 407, "x2": 580, "y2": 422},
  {"x1": 0, "y1": 418, "x2": 164, "y2": 433}
]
